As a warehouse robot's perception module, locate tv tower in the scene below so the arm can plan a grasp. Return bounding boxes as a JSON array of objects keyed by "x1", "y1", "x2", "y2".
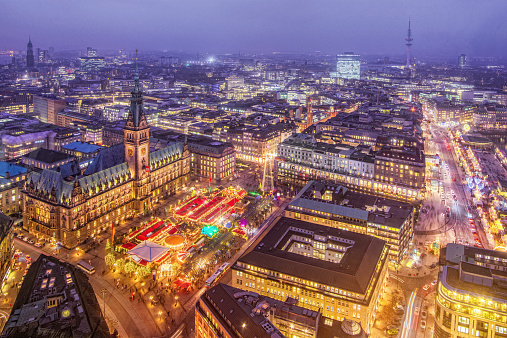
[{"x1": 405, "y1": 17, "x2": 413, "y2": 68}]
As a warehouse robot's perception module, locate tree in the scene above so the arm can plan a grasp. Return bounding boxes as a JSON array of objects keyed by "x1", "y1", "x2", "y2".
[
  {"x1": 115, "y1": 258, "x2": 125, "y2": 272},
  {"x1": 124, "y1": 261, "x2": 135, "y2": 277},
  {"x1": 105, "y1": 239, "x2": 111, "y2": 250},
  {"x1": 105, "y1": 253, "x2": 116, "y2": 269}
]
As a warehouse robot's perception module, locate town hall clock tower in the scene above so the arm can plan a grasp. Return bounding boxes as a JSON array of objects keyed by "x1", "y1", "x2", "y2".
[{"x1": 124, "y1": 52, "x2": 151, "y2": 213}]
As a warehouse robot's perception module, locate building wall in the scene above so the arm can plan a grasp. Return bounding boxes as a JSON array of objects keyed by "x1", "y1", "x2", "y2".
[
  {"x1": 231, "y1": 251, "x2": 388, "y2": 332},
  {"x1": 275, "y1": 161, "x2": 423, "y2": 201},
  {"x1": 190, "y1": 147, "x2": 236, "y2": 182},
  {"x1": 434, "y1": 270, "x2": 507, "y2": 338},
  {"x1": 194, "y1": 299, "x2": 233, "y2": 338},
  {"x1": 0, "y1": 184, "x2": 22, "y2": 215}
]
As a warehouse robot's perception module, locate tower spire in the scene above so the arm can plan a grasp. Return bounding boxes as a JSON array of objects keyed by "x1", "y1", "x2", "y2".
[
  {"x1": 405, "y1": 17, "x2": 413, "y2": 68},
  {"x1": 125, "y1": 49, "x2": 147, "y2": 129}
]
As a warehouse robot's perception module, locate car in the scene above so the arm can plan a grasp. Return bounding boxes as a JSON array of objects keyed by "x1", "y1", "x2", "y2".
[
  {"x1": 22, "y1": 236, "x2": 29, "y2": 241},
  {"x1": 28, "y1": 240, "x2": 35, "y2": 244},
  {"x1": 387, "y1": 328, "x2": 399, "y2": 335},
  {"x1": 394, "y1": 304, "x2": 404, "y2": 311},
  {"x1": 423, "y1": 284, "x2": 430, "y2": 291},
  {"x1": 431, "y1": 280, "x2": 437, "y2": 286},
  {"x1": 421, "y1": 320, "x2": 427, "y2": 329},
  {"x1": 421, "y1": 310, "x2": 427, "y2": 319},
  {"x1": 16, "y1": 235, "x2": 23, "y2": 239},
  {"x1": 34, "y1": 242, "x2": 42, "y2": 248}
]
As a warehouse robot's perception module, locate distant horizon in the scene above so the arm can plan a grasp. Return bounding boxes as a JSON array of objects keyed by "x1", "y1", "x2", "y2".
[{"x1": 2, "y1": 0, "x2": 507, "y2": 59}]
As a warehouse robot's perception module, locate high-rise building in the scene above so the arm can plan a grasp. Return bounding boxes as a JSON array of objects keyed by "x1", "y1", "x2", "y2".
[
  {"x1": 33, "y1": 95, "x2": 66, "y2": 124},
  {"x1": 232, "y1": 217, "x2": 389, "y2": 332},
  {"x1": 458, "y1": 54, "x2": 467, "y2": 68},
  {"x1": 80, "y1": 56, "x2": 105, "y2": 72},
  {"x1": 37, "y1": 48, "x2": 48, "y2": 64},
  {"x1": 335, "y1": 52, "x2": 360, "y2": 80},
  {"x1": 26, "y1": 37, "x2": 34, "y2": 68},
  {"x1": 87, "y1": 47, "x2": 97, "y2": 57}
]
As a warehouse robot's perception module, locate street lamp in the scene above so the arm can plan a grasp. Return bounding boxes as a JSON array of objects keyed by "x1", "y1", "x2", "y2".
[{"x1": 100, "y1": 288, "x2": 107, "y2": 320}]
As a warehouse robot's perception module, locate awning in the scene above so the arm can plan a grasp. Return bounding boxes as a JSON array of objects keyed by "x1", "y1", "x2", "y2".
[{"x1": 128, "y1": 240, "x2": 170, "y2": 263}]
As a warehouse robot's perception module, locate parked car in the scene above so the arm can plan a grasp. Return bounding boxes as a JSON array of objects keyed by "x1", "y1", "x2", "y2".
[
  {"x1": 22, "y1": 237, "x2": 29, "y2": 242},
  {"x1": 421, "y1": 310, "x2": 427, "y2": 319},
  {"x1": 431, "y1": 280, "x2": 437, "y2": 286},
  {"x1": 28, "y1": 240, "x2": 35, "y2": 244},
  {"x1": 34, "y1": 243, "x2": 42, "y2": 248},
  {"x1": 16, "y1": 235, "x2": 23, "y2": 239},
  {"x1": 423, "y1": 284, "x2": 430, "y2": 291},
  {"x1": 421, "y1": 320, "x2": 427, "y2": 329}
]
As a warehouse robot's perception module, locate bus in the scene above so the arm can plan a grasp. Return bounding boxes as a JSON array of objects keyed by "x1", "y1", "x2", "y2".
[
  {"x1": 466, "y1": 206, "x2": 473, "y2": 220},
  {"x1": 77, "y1": 260, "x2": 95, "y2": 275},
  {"x1": 205, "y1": 263, "x2": 230, "y2": 287}
]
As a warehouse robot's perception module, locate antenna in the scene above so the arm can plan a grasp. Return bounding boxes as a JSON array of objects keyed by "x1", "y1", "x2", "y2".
[{"x1": 405, "y1": 17, "x2": 413, "y2": 68}]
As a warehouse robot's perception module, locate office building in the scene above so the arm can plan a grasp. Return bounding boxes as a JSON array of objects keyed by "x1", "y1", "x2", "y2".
[
  {"x1": 284, "y1": 181, "x2": 414, "y2": 262},
  {"x1": 275, "y1": 134, "x2": 425, "y2": 201},
  {"x1": 458, "y1": 54, "x2": 467, "y2": 68},
  {"x1": 79, "y1": 56, "x2": 105, "y2": 72},
  {"x1": 232, "y1": 217, "x2": 389, "y2": 332},
  {"x1": 187, "y1": 138, "x2": 236, "y2": 183},
  {"x1": 22, "y1": 66, "x2": 191, "y2": 248},
  {"x1": 335, "y1": 53, "x2": 360, "y2": 80},
  {"x1": 37, "y1": 48, "x2": 48, "y2": 64},
  {"x1": 435, "y1": 243, "x2": 507, "y2": 338},
  {"x1": 0, "y1": 179, "x2": 22, "y2": 216},
  {"x1": 26, "y1": 37, "x2": 34, "y2": 68},
  {"x1": 33, "y1": 95, "x2": 66, "y2": 125},
  {"x1": 2, "y1": 254, "x2": 109, "y2": 337},
  {"x1": 374, "y1": 146, "x2": 425, "y2": 192},
  {"x1": 196, "y1": 283, "x2": 367, "y2": 338},
  {"x1": 86, "y1": 47, "x2": 97, "y2": 57}
]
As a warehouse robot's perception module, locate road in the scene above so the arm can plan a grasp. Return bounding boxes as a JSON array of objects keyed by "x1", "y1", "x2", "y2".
[
  {"x1": 174, "y1": 197, "x2": 290, "y2": 337},
  {"x1": 400, "y1": 290, "x2": 422, "y2": 338}
]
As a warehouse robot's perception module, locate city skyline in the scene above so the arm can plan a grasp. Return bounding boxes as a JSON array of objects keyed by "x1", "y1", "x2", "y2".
[{"x1": 2, "y1": 0, "x2": 507, "y2": 57}]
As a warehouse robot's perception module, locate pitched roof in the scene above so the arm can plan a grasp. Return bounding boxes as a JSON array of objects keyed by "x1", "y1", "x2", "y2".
[
  {"x1": 150, "y1": 142, "x2": 184, "y2": 171},
  {"x1": 84, "y1": 143, "x2": 125, "y2": 175},
  {"x1": 0, "y1": 161, "x2": 27, "y2": 177},
  {"x1": 26, "y1": 170, "x2": 74, "y2": 204},
  {"x1": 128, "y1": 240, "x2": 170, "y2": 262}
]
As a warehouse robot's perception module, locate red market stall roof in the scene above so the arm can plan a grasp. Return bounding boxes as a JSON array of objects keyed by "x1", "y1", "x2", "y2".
[
  {"x1": 174, "y1": 279, "x2": 191, "y2": 289},
  {"x1": 121, "y1": 243, "x2": 136, "y2": 250},
  {"x1": 232, "y1": 229, "x2": 246, "y2": 236}
]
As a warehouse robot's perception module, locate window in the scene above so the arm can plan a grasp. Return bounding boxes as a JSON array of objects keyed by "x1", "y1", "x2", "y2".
[{"x1": 457, "y1": 325, "x2": 469, "y2": 334}]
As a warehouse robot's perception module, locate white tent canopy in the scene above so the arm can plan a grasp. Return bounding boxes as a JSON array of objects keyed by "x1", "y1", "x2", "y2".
[{"x1": 128, "y1": 240, "x2": 169, "y2": 262}]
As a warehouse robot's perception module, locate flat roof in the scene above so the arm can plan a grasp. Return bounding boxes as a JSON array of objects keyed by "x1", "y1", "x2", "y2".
[{"x1": 237, "y1": 217, "x2": 387, "y2": 296}]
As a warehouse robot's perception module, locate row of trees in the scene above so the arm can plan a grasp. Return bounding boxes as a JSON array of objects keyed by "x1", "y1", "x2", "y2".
[{"x1": 105, "y1": 253, "x2": 152, "y2": 277}]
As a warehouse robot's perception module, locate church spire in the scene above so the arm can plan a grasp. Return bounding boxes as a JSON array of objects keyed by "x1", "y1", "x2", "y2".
[{"x1": 126, "y1": 49, "x2": 147, "y2": 129}]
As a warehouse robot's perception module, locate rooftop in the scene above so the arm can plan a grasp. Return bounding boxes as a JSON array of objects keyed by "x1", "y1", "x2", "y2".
[
  {"x1": 236, "y1": 217, "x2": 388, "y2": 297},
  {"x1": 22, "y1": 149, "x2": 73, "y2": 164},
  {"x1": 0, "y1": 161, "x2": 27, "y2": 178},
  {"x1": 2, "y1": 254, "x2": 109, "y2": 338},
  {"x1": 61, "y1": 141, "x2": 104, "y2": 154}
]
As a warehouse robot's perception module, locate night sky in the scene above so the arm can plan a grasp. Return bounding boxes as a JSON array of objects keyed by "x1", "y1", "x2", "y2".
[{"x1": 2, "y1": 0, "x2": 507, "y2": 57}]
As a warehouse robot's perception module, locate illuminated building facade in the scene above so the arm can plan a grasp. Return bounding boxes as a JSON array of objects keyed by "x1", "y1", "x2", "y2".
[
  {"x1": 0, "y1": 213, "x2": 13, "y2": 290},
  {"x1": 195, "y1": 283, "x2": 367, "y2": 338},
  {"x1": 284, "y1": 181, "x2": 414, "y2": 262},
  {"x1": 435, "y1": 244, "x2": 507, "y2": 338},
  {"x1": 232, "y1": 217, "x2": 389, "y2": 332},
  {"x1": 335, "y1": 53, "x2": 360, "y2": 80},
  {"x1": 22, "y1": 63, "x2": 191, "y2": 248},
  {"x1": 187, "y1": 138, "x2": 236, "y2": 183},
  {"x1": 275, "y1": 135, "x2": 425, "y2": 201},
  {"x1": 34, "y1": 95, "x2": 66, "y2": 125}
]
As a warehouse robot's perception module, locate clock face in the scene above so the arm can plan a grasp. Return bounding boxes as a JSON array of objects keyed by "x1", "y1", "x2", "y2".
[
  {"x1": 128, "y1": 149, "x2": 133, "y2": 157},
  {"x1": 62, "y1": 309, "x2": 71, "y2": 318},
  {"x1": 141, "y1": 147, "x2": 146, "y2": 156}
]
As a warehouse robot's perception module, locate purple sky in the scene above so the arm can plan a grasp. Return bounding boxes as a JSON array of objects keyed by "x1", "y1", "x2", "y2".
[{"x1": 2, "y1": 0, "x2": 507, "y2": 57}]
